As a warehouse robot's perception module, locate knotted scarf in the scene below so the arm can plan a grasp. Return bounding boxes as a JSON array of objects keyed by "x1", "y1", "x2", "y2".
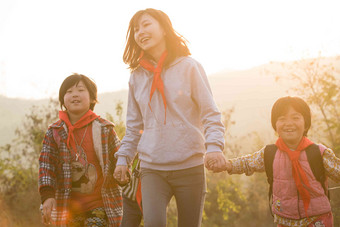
[
  {"x1": 139, "y1": 50, "x2": 168, "y2": 124},
  {"x1": 275, "y1": 136, "x2": 314, "y2": 215},
  {"x1": 59, "y1": 110, "x2": 99, "y2": 153}
]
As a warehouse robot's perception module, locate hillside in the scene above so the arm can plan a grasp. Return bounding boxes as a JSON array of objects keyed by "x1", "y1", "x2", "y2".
[
  {"x1": 209, "y1": 65, "x2": 286, "y2": 137},
  {"x1": 1, "y1": 56, "x2": 339, "y2": 146},
  {"x1": 0, "y1": 90, "x2": 128, "y2": 146}
]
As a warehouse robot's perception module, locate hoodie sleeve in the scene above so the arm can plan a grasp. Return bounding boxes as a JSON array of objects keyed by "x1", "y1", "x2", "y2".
[
  {"x1": 190, "y1": 60, "x2": 225, "y2": 153},
  {"x1": 115, "y1": 76, "x2": 144, "y2": 165}
]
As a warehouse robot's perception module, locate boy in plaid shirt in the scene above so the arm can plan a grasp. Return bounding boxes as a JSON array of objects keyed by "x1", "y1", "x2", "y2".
[{"x1": 39, "y1": 73, "x2": 127, "y2": 226}]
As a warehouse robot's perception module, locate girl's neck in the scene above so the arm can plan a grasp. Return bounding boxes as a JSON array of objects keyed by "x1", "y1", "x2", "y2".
[{"x1": 147, "y1": 45, "x2": 166, "y2": 62}]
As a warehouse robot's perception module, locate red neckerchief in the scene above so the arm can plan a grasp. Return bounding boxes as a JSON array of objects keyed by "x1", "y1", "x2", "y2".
[
  {"x1": 275, "y1": 136, "x2": 314, "y2": 215},
  {"x1": 139, "y1": 50, "x2": 168, "y2": 124},
  {"x1": 59, "y1": 110, "x2": 99, "y2": 153}
]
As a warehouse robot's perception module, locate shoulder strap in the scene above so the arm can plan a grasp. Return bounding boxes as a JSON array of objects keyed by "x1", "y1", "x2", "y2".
[
  {"x1": 305, "y1": 143, "x2": 328, "y2": 197},
  {"x1": 264, "y1": 144, "x2": 277, "y2": 191},
  {"x1": 264, "y1": 143, "x2": 329, "y2": 214},
  {"x1": 264, "y1": 144, "x2": 277, "y2": 216}
]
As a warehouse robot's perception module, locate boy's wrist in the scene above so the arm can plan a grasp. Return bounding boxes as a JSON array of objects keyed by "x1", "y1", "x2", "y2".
[{"x1": 40, "y1": 186, "x2": 55, "y2": 204}]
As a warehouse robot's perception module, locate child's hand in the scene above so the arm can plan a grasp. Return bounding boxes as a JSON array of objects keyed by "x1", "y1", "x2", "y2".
[
  {"x1": 41, "y1": 198, "x2": 56, "y2": 225},
  {"x1": 114, "y1": 165, "x2": 130, "y2": 185},
  {"x1": 225, "y1": 160, "x2": 232, "y2": 173},
  {"x1": 204, "y1": 152, "x2": 227, "y2": 173}
]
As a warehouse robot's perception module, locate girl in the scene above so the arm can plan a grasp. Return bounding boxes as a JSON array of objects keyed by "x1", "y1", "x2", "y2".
[
  {"x1": 38, "y1": 73, "x2": 125, "y2": 227},
  {"x1": 221, "y1": 96, "x2": 340, "y2": 226},
  {"x1": 113, "y1": 8, "x2": 226, "y2": 227}
]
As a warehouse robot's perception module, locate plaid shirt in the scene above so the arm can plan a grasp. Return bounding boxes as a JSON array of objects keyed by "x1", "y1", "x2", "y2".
[{"x1": 38, "y1": 117, "x2": 122, "y2": 227}]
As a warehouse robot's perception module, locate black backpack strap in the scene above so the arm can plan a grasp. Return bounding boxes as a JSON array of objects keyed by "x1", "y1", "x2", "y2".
[
  {"x1": 264, "y1": 144, "x2": 278, "y2": 216},
  {"x1": 305, "y1": 143, "x2": 328, "y2": 198}
]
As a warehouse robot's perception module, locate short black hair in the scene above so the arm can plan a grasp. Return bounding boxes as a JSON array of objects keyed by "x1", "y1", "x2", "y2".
[
  {"x1": 59, "y1": 73, "x2": 98, "y2": 110},
  {"x1": 271, "y1": 96, "x2": 311, "y2": 136}
]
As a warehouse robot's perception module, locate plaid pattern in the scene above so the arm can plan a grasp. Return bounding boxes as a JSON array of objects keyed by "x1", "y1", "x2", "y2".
[{"x1": 39, "y1": 118, "x2": 122, "y2": 227}]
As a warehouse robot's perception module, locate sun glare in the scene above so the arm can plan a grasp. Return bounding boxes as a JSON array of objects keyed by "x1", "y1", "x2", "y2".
[{"x1": 0, "y1": 0, "x2": 339, "y2": 99}]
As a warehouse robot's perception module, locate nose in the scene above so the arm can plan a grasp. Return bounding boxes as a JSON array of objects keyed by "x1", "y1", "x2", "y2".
[{"x1": 284, "y1": 118, "x2": 294, "y2": 126}]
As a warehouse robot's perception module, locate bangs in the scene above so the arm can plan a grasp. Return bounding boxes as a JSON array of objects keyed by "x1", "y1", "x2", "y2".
[{"x1": 131, "y1": 11, "x2": 145, "y2": 28}]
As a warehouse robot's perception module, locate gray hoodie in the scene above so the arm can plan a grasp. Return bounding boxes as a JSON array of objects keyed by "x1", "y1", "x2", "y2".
[{"x1": 116, "y1": 56, "x2": 225, "y2": 170}]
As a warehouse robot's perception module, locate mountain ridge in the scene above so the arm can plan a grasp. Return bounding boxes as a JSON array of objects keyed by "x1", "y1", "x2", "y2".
[{"x1": 1, "y1": 56, "x2": 339, "y2": 146}]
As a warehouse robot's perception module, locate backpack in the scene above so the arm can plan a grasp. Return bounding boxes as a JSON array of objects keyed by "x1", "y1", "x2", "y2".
[{"x1": 264, "y1": 143, "x2": 329, "y2": 213}]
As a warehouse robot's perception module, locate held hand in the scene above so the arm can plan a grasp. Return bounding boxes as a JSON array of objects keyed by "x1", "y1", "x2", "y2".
[
  {"x1": 225, "y1": 160, "x2": 232, "y2": 173},
  {"x1": 41, "y1": 198, "x2": 56, "y2": 225},
  {"x1": 204, "y1": 152, "x2": 227, "y2": 173},
  {"x1": 114, "y1": 165, "x2": 129, "y2": 185}
]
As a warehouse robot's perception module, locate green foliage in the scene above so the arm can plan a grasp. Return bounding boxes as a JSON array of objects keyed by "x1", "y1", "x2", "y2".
[
  {"x1": 166, "y1": 198, "x2": 178, "y2": 227},
  {"x1": 0, "y1": 98, "x2": 59, "y2": 227},
  {"x1": 234, "y1": 173, "x2": 274, "y2": 226},
  {"x1": 203, "y1": 173, "x2": 246, "y2": 226},
  {"x1": 105, "y1": 101, "x2": 126, "y2": 139}
]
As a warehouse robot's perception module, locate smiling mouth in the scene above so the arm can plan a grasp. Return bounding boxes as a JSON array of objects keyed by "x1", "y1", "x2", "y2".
[
  {"x1": 71, "y1": 100, "x2": 80, "y2": 104},
  {"x1": 283, "y1": 128, "x2": 296, "y2": 132},
  {"x1": 140, "y1": 37, "x2": 150, "y2": 44},
  {"x1": 282, "y1": 130, "x2": 296, "y2": 135}
]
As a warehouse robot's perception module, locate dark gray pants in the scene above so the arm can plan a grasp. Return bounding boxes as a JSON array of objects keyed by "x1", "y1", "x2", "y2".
[
  {"x1": 121, "y1": 195, "x2": 143, "y2": 227},
  {"x1": 141, "y1": 165, "x2": 206, "y2": 227}
]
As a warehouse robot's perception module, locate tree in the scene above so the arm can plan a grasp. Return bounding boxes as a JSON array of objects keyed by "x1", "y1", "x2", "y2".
[
  {"x1": 0, "y1": 98, "x2": 59, "y2": 227},
  {"x1": 274, "y1": 56, "x2": 340, "y2": 154}
]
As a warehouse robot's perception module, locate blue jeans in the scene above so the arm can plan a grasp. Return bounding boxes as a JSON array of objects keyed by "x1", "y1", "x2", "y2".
[
  {"x1": 121, "y1": 195, "x2": 143, "y2": 227},
  {"x1": 141, "y1": 165, "x2": 206, "y2": 227}
]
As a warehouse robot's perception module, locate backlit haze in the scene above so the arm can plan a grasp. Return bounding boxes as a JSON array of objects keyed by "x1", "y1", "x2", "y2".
[{"x1": 0, "y1": 0, "x2": 339, "y2": 99}]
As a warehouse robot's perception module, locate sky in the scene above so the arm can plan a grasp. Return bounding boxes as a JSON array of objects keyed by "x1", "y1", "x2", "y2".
[{"x1": 0, "y1": 0, "x2": 339, "y2": 99}]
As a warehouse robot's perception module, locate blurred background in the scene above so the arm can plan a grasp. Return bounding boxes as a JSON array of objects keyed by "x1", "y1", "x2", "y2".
[{"x1": 0, "y1": 0, "x2": 339, "y2": 226}]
